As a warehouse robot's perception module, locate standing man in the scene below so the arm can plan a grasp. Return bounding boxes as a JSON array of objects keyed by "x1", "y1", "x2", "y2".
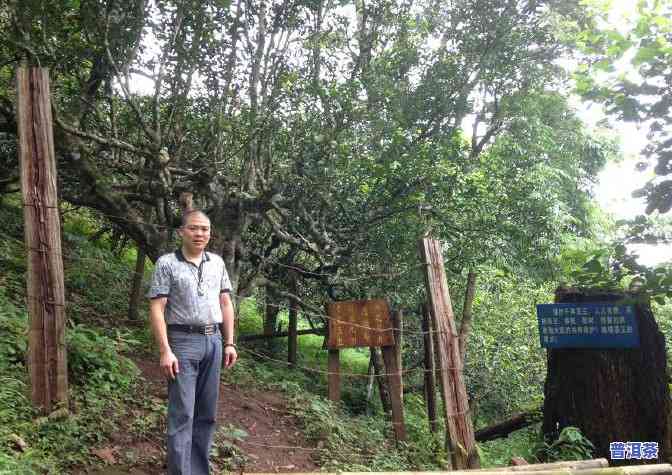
[{"x1": 147, "y1": 209, "x2": 237, "y2": 475}]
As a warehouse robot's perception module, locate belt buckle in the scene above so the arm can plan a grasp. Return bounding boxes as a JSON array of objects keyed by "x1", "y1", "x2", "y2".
[{"x1": 204, "y1": 325, "x2": 215, "y2": 336}]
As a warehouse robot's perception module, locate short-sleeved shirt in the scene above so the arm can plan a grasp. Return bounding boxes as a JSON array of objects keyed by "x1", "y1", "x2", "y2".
[{"x1": 147, "y1": 249, "x2": 232, "y2": 325}]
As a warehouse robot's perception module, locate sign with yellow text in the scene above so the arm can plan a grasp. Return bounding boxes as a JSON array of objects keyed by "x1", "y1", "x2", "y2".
[{"x1": 327, "y1": 299, "x2": 395, "y2": 349}]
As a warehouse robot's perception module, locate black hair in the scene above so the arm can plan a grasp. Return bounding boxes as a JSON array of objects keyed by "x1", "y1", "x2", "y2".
[{"x1": 180, "y1": 209, "x2": 210, "y2": 227}]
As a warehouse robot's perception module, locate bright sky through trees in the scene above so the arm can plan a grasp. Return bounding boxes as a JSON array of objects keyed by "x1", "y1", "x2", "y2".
[{"x1": 588, "y1": 0, "x2": 670, "y2": 265}]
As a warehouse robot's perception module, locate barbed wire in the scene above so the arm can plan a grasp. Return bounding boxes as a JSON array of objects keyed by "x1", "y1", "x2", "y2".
[
  {"x1": 231, "y1": 439, "x2": 411, "y2": 460},
  {"x1": 11, "y1": 211, "x2": 464, "y2": 339},
  {"x1": 260, "y1": 301, "x2": 447, "y2": 338},
  {"x1": 239, "y1": 347, "x2": 463, "y2": 378},
  {"x1": 22, "y1": 203, "x2": 59, "y2": 209},
  {"x1": 14, "y1": 253, "x2": 454, "y2": 338}
]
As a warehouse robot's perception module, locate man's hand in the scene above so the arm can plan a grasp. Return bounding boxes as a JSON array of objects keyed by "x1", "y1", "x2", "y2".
[
  {"x1": 160, "y1": 350, "x2": 179, "y2": 379},
  {"x1": 223, "y1": 346, "x2": 237, "y2": 369}
]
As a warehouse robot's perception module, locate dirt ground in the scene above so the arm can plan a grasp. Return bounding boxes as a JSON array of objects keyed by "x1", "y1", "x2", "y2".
[{"x1": 82, "y1": 356, "x2": 319, "y2": 474}]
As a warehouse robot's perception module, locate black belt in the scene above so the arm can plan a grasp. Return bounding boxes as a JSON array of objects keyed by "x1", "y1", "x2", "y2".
[{"x1": 168, "y1": 324, "x2": 219, "y2": 335}]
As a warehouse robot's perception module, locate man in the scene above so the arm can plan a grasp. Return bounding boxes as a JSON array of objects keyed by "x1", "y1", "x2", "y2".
[{"x1": 147, "y1": 209, "x2": 237, "y2": 475}]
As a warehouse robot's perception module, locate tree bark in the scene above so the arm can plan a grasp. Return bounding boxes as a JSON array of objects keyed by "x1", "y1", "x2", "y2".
[
  {"x1": 127, "y1": 246, "x2": 146, "y2": 321},
  {"x1": 263, "y1": 284, "x2": 280, "y2": 336},
  {"x1": 543, "y1": 288, "x2": 671, "y2": 464}
]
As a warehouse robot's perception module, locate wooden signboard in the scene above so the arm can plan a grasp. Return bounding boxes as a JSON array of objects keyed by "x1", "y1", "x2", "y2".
[{"x1": 327, "y1": 299, "x2": 394, "y2": 349}]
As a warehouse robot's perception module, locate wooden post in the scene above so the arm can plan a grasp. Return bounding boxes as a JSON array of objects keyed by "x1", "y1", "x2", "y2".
[
  {"x1": 391, "y1": 310, "x2": 403, "y2": 402},
  {"x1": 17, "y1": 67, "x2": 68, "y2": 413},
  {"x1": 288, "y1": 275, "x2": 298, "y2": 366},
  {"x1": 371, "y1": 347, "x2": 392, "y2": 413},
  {"x1": 328, "y1": 349, "x2": 340, "y2": 402},
  {"x1": 422, "y1": 303, "x2": 438, "y2": 434},
  {"x1": 419, "y1": 237, "x2": 479, "y2": 469},
  {"x1": 382, "y1": 343, "x2": 407, "y2": 441}
]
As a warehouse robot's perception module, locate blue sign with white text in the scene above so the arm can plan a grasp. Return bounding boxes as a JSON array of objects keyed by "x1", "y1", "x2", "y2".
[{"x1": 536, "y1": 303, "x2": 639, "y2": 349}]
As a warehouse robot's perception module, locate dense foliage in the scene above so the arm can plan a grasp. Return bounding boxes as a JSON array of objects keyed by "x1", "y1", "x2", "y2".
[
  {"x1": 1, "y1": 0, "x2": 671, "y2": 472},
  {"x1": 0, "y1": 0, "x2": 612, "y2": 309}
]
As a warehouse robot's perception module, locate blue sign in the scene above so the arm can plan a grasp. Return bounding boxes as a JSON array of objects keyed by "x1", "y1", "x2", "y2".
[{"x1": 536, "y1": 303, "x2": 639, "y2": 349}]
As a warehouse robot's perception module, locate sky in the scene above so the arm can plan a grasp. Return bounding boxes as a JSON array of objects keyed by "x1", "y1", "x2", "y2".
[{"x1": 590, "y1": 116, "x2": 668, "y2": 266}]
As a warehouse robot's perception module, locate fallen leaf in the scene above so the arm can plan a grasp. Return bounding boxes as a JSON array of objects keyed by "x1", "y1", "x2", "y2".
[{"x1": 92, "y1": 447, "x2": 117, "y2": 465}]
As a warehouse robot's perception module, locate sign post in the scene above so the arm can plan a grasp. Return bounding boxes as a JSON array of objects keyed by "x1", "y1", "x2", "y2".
[{"x1": 326, "y1": 299, "x2": 405, "y2": 441}]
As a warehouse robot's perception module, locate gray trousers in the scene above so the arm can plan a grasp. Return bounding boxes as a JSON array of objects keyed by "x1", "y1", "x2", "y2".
[{"x1": 166, "y1": 331, "x2": 222, "y2": 475}]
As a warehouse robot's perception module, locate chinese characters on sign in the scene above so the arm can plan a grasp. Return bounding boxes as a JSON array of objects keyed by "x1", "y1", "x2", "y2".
[
  {"x1": 609, "y1": 441, "x2": 659, "y2": 460},
  {"x1": 327, "y1": 299, "x2": 395, "y2": 349},
  {"x1": 536, "y1": 303, "x2": 639, "y2": 349}
]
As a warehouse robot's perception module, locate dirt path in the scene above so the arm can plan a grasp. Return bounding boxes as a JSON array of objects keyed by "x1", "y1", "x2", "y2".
[{"x1": 84, "y1": 357, "x2": 319, "y2": 474}]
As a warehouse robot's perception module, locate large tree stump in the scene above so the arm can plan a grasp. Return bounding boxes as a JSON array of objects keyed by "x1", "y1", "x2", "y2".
[{"x1": 543, "y1": 288, "x2": 671, "y2": 464}]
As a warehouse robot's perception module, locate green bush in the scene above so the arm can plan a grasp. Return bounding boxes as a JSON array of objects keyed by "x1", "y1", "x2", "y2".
[
  {"x1": 67, "y1": 325, "x2": 139, "y2": 390},
  {"x1": 0, "y1": 284, "x2": 143, "y2": 472},
  {"x1": 536, "y1": 426, "x2": 595, "y2": 462}
]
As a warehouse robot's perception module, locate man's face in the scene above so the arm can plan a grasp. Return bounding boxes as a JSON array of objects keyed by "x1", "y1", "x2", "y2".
[{"x1": 179, "y1": 213, "x2": 211, "y2": 252}]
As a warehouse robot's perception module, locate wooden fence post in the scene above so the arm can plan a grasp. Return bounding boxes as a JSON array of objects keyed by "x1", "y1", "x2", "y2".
[
  {"x1": 328, "y1": 349, "x2": 340, "y2": 402},
  {"x1": 17, "y1": 67, "x2": 68, "y2": 413},
  {"x1": 381, "y1": 342, "x2": 407, "y2": 441},
  {"x1": 422, "y1": 303, "x2": 439, "y2": 434},
  {"x1": 370, "y1": 347, "x2": 392, "y2": 413},
  {"x1": 391, "y1": 310, "x2": 403, "y2": 402},
  {"x1": 419, "y1": 237, "x2": 479, "y2": 469},
  {"x1": 288, "y1": 274, "x2": 298, "y2": 366}
]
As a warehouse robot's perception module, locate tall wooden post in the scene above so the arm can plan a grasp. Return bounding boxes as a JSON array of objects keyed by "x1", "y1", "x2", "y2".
[
  {"x1": 381, "y1": 311, "x2": 407, "y2": 441},
  {"x1": 422, "y1": 303, "x2": 439, "y2": 434},
  {"x1": 288, "y1": 274, "x2": 298, "y2": 366},
  {"x1": 17, "y1": 67, "x2": 68, "y2": 413},
  {"x1": 328, "y1": 349, "x2": 340, "y2": 402},
  {"x1": 370, "y1": 347, "x2": 392, "y2": 413},
  {"x1": 391, "y1": 310, "x2": 403, "y2": 401},
  {"x1": 420, "y1": 238, "x2": 479, "y2": 469}
]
